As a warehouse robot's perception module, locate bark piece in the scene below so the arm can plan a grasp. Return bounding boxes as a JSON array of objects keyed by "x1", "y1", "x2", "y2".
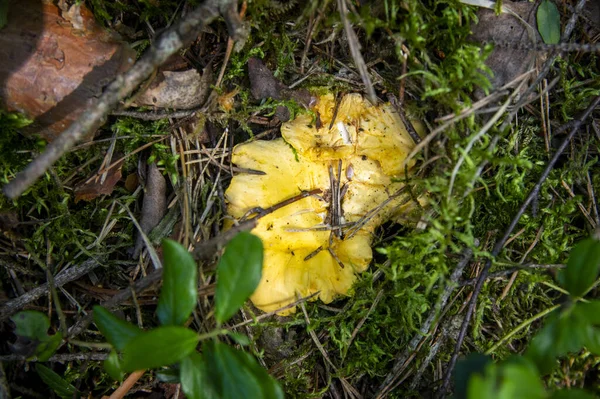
[
  {"x1": 132, "y1": 162, "x2": 167, "y2": 258},
  {"x1": 0, "y1": 0, "x2": 135, "y2": 141}
]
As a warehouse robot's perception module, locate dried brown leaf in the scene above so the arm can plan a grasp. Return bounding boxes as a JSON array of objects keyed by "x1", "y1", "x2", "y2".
[{"x1": 74, "y1": 160, "x2": 124, "y2": 203}]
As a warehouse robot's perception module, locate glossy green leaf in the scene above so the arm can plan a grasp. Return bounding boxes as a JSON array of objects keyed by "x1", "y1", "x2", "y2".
[
  {"x1": 121, "y1": 326, "x2": 199, "y2": 372},
  {"x1": 93, "y1": 306, "x2": 143, "y2": 351},
  {"x1": 36, "y1": 364, "x2": 78, "y2": 399},
  {"x1": 454, "y1": 353, "x2": 492, "y2": 399},
  {"x1": 36, "y1": 332, "x2": 63, "y2": 361},
  {"x1": 557, "y1": 238, "x2": 600, "y2": 297},
  {"x1": 12, "y1": 310, "x2": 51, "y2": 341},
  {"x1": 215, "y1": 232, "x2": 264, "y2": 323},
  {"x1": 180, "y1": 352, "x2": 218, "y2": 399},
  {"x1": 157, "y1": 239, "x2": 198, "y2": 326},
  {"x1": 537, "y1": 0, "x2": 561, "y2": 44},
  {"x1": 104, "y1": 350, "x2": 124, "y2": 382},
  {"x1": 204, "y1": 341, "x2": 284, "y2": 399}
]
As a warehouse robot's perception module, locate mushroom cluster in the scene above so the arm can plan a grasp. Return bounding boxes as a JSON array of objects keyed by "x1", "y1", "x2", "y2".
[{"x1": 225, "y1": 93, "x2": 421, "y2": 314}]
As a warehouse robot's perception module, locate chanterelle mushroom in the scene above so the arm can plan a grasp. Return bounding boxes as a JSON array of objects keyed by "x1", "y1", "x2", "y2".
[{"x1": 225, "y1": 93, "x2": 422, "y2": 314}]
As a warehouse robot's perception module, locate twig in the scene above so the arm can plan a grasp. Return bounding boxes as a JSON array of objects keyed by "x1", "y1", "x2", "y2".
[
  {"x1": 438, "y1": 94, "x2": 600, "y2": 397},
  {"x1": 0, "y1": 352, "x2": 109, "y2": 362},
  {"x1": 388, "y1": 94, "x2": 422, "y2": 145},
  {"x1": 2, "y1": 0, "x2": 243, "y2": 199},
  {"x1": 111, "y1": 108, "x2": 198, "y2": 120},
  {"x1": 336, "y1": 0, "x2": 377, "y2": 104},
  {"x1": 376, "y1": 246, "x2": 474, "y2": 398},
  {"x1": 107, "y1": 370, "x2": 146, "y2": 399},
  {"x1": 0, "y1": 258, "x2": 103, "y2": 321}
]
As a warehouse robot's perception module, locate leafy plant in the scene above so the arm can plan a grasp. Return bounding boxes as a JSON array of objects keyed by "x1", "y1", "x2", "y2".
[
  {"x1": 11, "y1": 232, "x2": 282, "y2": 399},
  {"x1": 455, "y1": 236, "x2": 600, "y2": 398}
]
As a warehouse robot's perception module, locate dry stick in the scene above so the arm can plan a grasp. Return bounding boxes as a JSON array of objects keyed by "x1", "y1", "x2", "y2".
[
  {"x1": 336, "y1": 0, "x2": 377, "y2": 104},
  {"x1": 375, "y1": 246, "x2": 474, "y2": 398},
  {"x1": 0, "y1": 353, "x2": 109, "y2": 362},
  {"x1": 438, "y1": 94, "x2": 600, "y2": 398},
  {"x1": 2, "y1": 0, "x2": 242, "y2": 199},
  {"x1": 0, "y1": 258, "x2": 103, "y2": 321},
  {"x1": 107, "y1": 370, "x2": 146, "y2": 399}
]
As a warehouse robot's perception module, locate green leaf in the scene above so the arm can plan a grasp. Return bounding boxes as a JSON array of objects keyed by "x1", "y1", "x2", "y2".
[
  {"x1": 550, "y1": 389, "x2": 597, "y2": 399},
  {"x1": 36, "y1": 364, "x2": 78, "y2": 399},
  {"x1": 226, "y1": 331, "x2": 251, "y2": 346},
  {"x1": 537, "y1": 0, "x2": 561, "y2": 44},
  {"x1": 215, "y1": 232, "x2": 264, "y2": 323},
  {"x1": 573, "y1": 301, "x2": 600, "y2": 325},
  {"x1": 36, "y1": 332, "x2": 63, "y2": 361},
  {"x1": 12, "y1": 311, "x2": 51, "y2": 341},
  {"x1": 157, "y1": 239, "x2": 198, "y2": 326},
  {"x1": 557, "y1": 237, "x2": 600, "y2": 297},
  {"x1": 121, "y1": 326, "x2": 199, "y2": 372},
  {"x1": 526, "y1": 307, "x2": 589, "y2": 374},
  {"x1": 93, "y1": 306, "x2": 143, "y2": 351},
  {"x1": 156, "y1": 368, "x2": 181, "y2": 383},
  {"x1": 180, "y1": 352, "x2": 218, "y2": 399},
  {"x1": 11, "y1": 311, "x2": 62, "y2": 360},
  {"x1": 466, "y1": 358, "x2": 545, "y2": 399},
  {"x1": 204, "y1": 341, "x2": 284, "y2": 399},
  {"x1": 454, "y1": 353, "x2": 493, "y2": 399},
  {"x1": 104, "y1": 350, "x2": 124, "y2": 382}
]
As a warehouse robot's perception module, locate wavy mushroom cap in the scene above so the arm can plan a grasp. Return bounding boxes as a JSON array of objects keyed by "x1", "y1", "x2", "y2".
[{"x1": 225, "y1": 93, "x2": 421, "y2": 314}]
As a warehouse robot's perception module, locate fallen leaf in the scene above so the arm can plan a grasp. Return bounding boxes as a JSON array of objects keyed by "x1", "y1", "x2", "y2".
[
  {"x1": 248, "y1": 57, "x2": 314, "y2": 122},
  {"x1": 132, "y1": 162, "x2": 167, "y2": 258},
  {"x1": 74, "y1": 160, "x2": 124, "y2": 203},
  {"x1": 0, "y1": 0, "x2": 135, "y2": 141},
  {"x1": 133, "y1": 66, "x2": 213, "y2": 110},
  {"x1": 470, "y1": 0, "x2": 542, "y2": 98}
]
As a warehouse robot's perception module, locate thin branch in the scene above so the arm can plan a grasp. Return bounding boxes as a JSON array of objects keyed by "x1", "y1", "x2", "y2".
[
  {"x1": 2, "y1": 0, "x2": 243, "y2": 199},
  {"x1": 0, "y1": 258, "x2": 103, "y2": 321},
  {"x1": 376, "y1": 246, "x2": 474, "y2": 398},
  {"x1": 438, "y1": 94, "x2": 600, "y2": 397},
  {"x1": 0, "y1": 352, "x2": 109, "y2": 362}
]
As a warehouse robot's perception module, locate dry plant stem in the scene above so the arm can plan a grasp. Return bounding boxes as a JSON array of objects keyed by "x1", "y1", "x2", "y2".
[
  {"x1": 107, "y1": 370, "x2": 146, "y2": 399},
  {"x1": 2, "y1": 0, "x2": 240, "y2": 199},
  {"x1": 485, "y1": 304, "x2": 561, "y2": 355},
  {"x1": 376, "y1": 247, "x2": 474, "y2": 398},
  {"x1": 0, "y1": 258, "x2": 103, "y2": 321},
  {"x1": 336, "y1": 0, "x2": 377, "y2": 104},
  {"x1": 438, "y1": 94, "x2": 600, "y2": 398}
]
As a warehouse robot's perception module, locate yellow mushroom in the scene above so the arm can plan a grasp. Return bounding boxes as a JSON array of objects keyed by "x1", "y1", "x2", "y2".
[{"x1": 225, "y1": 93, "x2": 422, "y2": 314}]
